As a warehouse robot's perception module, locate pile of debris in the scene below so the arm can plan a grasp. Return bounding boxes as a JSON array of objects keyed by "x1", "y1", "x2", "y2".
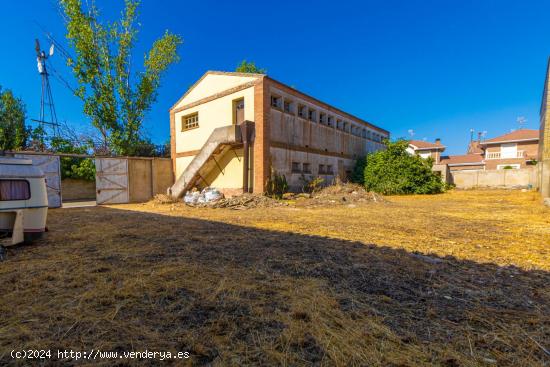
[
  {"x1": 187, "y1": 193, "x2": 287, "y2": 210},
  {"x1": 292, "y1": 182, "x2": 384, "y2": 207}
]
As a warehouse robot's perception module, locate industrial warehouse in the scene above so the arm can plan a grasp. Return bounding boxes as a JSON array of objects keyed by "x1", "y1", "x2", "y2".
[{"x1": 168, "y1": 71, "x2": 389, "y2": 198}]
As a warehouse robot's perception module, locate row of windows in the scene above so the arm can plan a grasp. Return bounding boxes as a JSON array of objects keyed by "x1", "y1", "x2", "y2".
[
  {"x1": 291, "y1": 162, "x2": 334, "y2": 175},
  {"x1": 271, "y1": 95, "x2": 386, "y2": 142}
]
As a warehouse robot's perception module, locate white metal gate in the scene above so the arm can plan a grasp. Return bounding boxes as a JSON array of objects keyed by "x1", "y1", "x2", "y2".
[
  {"x1": 95, "y1": 158, "x2": 129, "y2": 204},
  {"x1": 14, "y1": 153, "x2": 62, "y2": 208}
]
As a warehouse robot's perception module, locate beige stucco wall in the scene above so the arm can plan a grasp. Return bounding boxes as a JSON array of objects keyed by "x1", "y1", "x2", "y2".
[
  {"x1": 450, "y1": 167, "x2": 538, "y2": 189},
  {"x1": 173, "y1": 73, "x2": 258, "y2": 109},
  {"x1": 203, "y1": 148, "x2": 245, "y2": 192},
  {"x1": 174, "y1": 86, "x2": 255, "y2": 180}
]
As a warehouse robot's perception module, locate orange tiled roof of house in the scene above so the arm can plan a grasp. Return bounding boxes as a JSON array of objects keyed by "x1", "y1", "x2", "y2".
[
  {"x1": 409, "y1": 140, "x2": 445, "y2": 150},
  {"x1": 481, "y1": 129, "x2": 539, "y2": 144},
  {"x1": 439, "y1": 154, "x2": 485, "y2": 165}
]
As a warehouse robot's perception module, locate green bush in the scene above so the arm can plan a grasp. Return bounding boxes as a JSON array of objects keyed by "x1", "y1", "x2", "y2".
[
  {"x1": 298, "y1": 174, "x2": 324, "y2": 193},
  {"x1": 350, "y1": 156, "x2": 366, "y2": 184},
  {"x1": 266, "y1": 170, "x2": 288, "y2": 199},
  {"x1": 50, "y1": 137, "x2": 96, "y2": 181},
  {"x1": 363, "y1": 139, "x2": 445, "y2": 195}
]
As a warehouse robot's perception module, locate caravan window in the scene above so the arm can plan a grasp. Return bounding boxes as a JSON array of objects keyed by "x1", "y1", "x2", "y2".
[{"x1": 0, "y1": 180, "x2": 31, "y2": 201}]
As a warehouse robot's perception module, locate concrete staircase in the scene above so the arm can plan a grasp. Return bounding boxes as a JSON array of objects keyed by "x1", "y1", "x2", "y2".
[{"x1": 168, "y1": 124, "x2": 243, "y2": 199}]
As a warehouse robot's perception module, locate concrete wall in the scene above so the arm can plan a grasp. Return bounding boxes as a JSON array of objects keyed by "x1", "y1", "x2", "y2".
[
  {"x1": 450, "y1": 167, "x2": 538, "y2": 189},
  {"x1": 266, "y1": 83, "x2": 387, "y2": 190},
  {"x1": 128, "y1": 158, "x2": 153, "y2": 203},
  {"x1": 128, "y1": 158, "x2": 173, "y2": 202},
  {"x1": 61, "y1": 178, "x2": 96, "y2": 201},
  {"x1": 152, "y1": 159, "x2": 174, "y2": 196}
]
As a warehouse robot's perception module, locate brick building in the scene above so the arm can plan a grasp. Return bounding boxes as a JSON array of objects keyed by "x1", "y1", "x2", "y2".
[
  {"x1": 434, "y1": 129, "x2": 539, "y2": 172},
  {"x1": 168, "y1": 71, "x2": 388, "y2": 197}
]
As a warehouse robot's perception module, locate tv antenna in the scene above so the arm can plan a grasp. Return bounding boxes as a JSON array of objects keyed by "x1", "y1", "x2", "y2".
[
  {"x1": 407, "y1": 129, "x2": 415, "y2": 138},
  {"x1": 32, "y1": 38, "x2": 60, "y2": 137},
  {"x1": 470, "y1": 128, "x2": 475, "y2": 142},
  {"x1": 516, "y1": 116, "x2": 526, "y2": 130}
]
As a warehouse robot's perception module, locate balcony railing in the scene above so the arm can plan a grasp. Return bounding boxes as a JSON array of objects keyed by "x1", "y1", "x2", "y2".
[{"x1": 485, "y1": 151, "x2": 524, "y2": 159}]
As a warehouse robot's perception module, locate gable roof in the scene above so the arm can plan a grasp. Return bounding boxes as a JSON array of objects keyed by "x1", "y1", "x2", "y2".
[
  {"x1": 439, "y1": 154, "x2": 485, "y2": 166},
  {"x1": 408, "y1": 140, "x2": 445, "y2": 151},
  {"x1": 480, "y1": 129, "x2": 539, "y2": 145},
  {"x1": 170, "y1": 71, "x2": 264, "y2": 111}
]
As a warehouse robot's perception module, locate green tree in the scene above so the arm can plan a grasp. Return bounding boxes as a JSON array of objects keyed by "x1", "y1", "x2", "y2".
[
  {"x1": 59, "y1": 0, "x2": 182, "y2": 156},
  {"x1": 363, "y1": 139, "x2": 445, "y2": 195},
  {"x1": 235, "y1": 60, "x2": 266, "y2": 74},
  {"x1": 350, "y1": 156, "x2": 367, "y2": 184},
  {"x1": 50, "y1": 136, "x2": 96, "y2": 181},
  {"x1": 0, "y1": 86, "x2": 30, "y2": 151}
]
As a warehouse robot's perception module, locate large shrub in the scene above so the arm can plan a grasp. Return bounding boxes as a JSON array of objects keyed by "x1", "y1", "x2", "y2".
[
  {"x1": 363, "y1": 139, "x2": 445, "y2": 195},
  {"x1": 350, "y1": 156, "x2": 367, "y2": 184},
  {"x1": 0, "y1": 86, "x2": 30, "y2": 151}
]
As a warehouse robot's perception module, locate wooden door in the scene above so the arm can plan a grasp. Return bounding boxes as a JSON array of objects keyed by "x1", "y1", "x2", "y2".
[{"x1": 95, "y1": 158, "x2": 129, "y2": 204}]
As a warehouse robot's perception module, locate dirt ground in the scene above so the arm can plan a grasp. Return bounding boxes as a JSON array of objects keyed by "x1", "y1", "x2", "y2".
[{"x1": 0, "y1": 190, "x2": 548, "y2": 366}]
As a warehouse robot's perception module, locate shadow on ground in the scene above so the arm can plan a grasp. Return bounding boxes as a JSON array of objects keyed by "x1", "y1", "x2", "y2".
[{"x1": 0, "y1": 206, "x2": 548, "y2": 366}]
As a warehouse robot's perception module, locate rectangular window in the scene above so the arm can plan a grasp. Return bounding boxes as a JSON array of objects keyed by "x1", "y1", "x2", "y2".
[
  {"x1": 318, "y1": 164, "x2": 326, "y2": 174},
  {"x1": 500, "y1": 143, "x2": 517, "y2": 159},
  {"x1": 327, "y1": 116, "x2": 335, "y2": 128},
  {"x1": 326, "y1": 165, "x2": 333, "y2": 174},
  {"x1": 0, "y1": 180, "x2": 31, "y2": 201},
  {"x1": 319, "y1": 112, "x2": 327, "y2": 125},
  {"x1": 283, "y1": 99, "x2": 293, "y2": 113},
  {"x1": 336, "y1": 120, "x2": 343, "y2": 130},
  {"x1": 308, "y1": 109, "x2": 316, "y2": 122},
  {"x1": 302, "y1": 163, "x2": 311, "y2": 173},
  {"x1": 271, "y1": 95, "x2": 282, "y2": 109},
  {"x1": 291, "y1": 162, "x2": 301, "y2": 173},
  {"x1": 298, "y1": 104, "x2": 306, "y2": 118},
  {"x1": 182, "y1": 113, "x2": 199, "y2": 131}
]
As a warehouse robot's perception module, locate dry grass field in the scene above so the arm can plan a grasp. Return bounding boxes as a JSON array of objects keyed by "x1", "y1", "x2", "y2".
[{"x1": 0, "y1": 190, "x2": 548, "y2": 366}]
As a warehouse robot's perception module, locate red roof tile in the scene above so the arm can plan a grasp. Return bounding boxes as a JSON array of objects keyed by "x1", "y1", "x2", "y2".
[
  {"x1": 409, "y1": 140, "x2": 445, "y2": 150},
  {"x1": 439, "y1": 154, "x2": 485, "y2": 166},
  {"x1": 481, "y1": 129, "x2": 539, "y2": 144}
]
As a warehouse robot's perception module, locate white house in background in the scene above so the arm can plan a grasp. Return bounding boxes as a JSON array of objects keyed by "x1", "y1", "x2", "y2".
[{"x1": 407, "y1": 139, "x2": 445, "y2": 163}]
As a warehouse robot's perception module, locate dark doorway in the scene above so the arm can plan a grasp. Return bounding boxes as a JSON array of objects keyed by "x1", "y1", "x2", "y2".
[{"x1": 234, "y1": 99, "x2": 244, "y2": 125}]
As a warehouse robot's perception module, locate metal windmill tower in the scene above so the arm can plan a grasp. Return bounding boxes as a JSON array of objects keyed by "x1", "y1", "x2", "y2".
[{"x1": 32, "y1": 39, "x2": 60, "y2": 137}]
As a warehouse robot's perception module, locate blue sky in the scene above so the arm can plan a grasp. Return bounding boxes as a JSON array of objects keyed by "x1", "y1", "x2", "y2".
[{"x1": 0, "y1": 0, "x2": 548, "y2": 154}]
